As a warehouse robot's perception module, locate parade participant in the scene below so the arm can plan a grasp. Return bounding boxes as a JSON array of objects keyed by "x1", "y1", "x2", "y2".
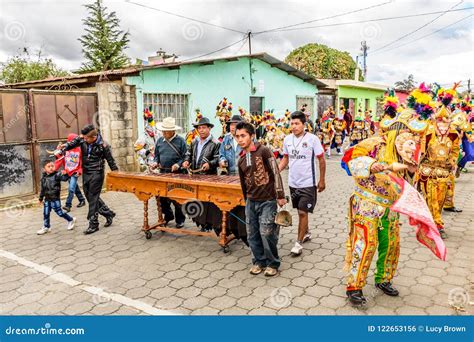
[
  {"x1": 456, "y1": 96, "x2": 474, "y2": 175},
  {"x1": 37, "y1": 160, "x2": 76, "y2": 235},
  {"x1": 301, "y1": 104, "x2": 315, "y2": 133},
  {"x1": 349, "y1": 110, "x2": 368, "y2": 146},
  {"x1": 236, "y1": 121, "x2": 286, "y2": 277},
  {"x1": 365, "y1": 109, "x2": 376, "y2": 136},
  {"x1": 416, "y1": 85, "x2": 460, "y2": 239},
  {"x1": 59, "y1": 124, "x2": 118, "y2": 235},
  {"x1": 215, "y1": 98, "x2": 233, "y2": 140},
  {"x1": 182, "y1": 117, "x2": 220, "y2": 231},
  {"x1": 150, "y1": 117, "x2": 187, "y2": 228},
  {"x1": 219, "y1": 114, "x2": 243, "y2": 175},
  {"x1": 318, "y1": 107, "x2": 335, "y2": 158},
  {"x1": 279, "y1": 111, "x2": 326, "y2": 256},
  {"x1": 341, "y1": 104, "x2": 442, "y2": 306},
  {"x1": 331, "y1": 112, "x2": 347, "y2": 155},
  {"x1": 54, "y1": 133, "x2": 86, "y2": 212},
  {"x1": 342, "y1": 105, "x2": 353, "y2": 136}
]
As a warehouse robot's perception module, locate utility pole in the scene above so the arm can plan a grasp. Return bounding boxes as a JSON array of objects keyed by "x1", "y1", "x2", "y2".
[
  {"x1": 248, "y1": 31, "x2": 252, "y2": 55},
  {"x1": 360, "y1": 41, "x2": 368, "y2": 80},
  {"x1": 468, "y1": 79, "x2": 471, "y2": 96}
]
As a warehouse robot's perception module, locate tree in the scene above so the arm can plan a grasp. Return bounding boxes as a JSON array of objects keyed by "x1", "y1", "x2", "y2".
[
  {"x1": 394, "y1": 74, "x2": 416, "y2": 91},
  {"x1": 0, "y1": 48, "x2": 69, "y2": 84},
  {"x1": 78, "y1": 0, "x2": 130, "y2": 73},
  {"x1": 285, "y1": 43, "x2": 362, "y2": 80}
]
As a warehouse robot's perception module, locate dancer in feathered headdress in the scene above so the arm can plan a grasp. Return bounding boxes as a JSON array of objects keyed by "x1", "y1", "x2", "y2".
[
  {"x1": 341, "y1": 93, "x2": 445, "y2": 306},
  {"x1": 215, "y1": 98, "x2": 233, "y2": 140},
  {"x1": 185, "y1": 109, "x2": 203, "y2": 145},
  {"x1": 455, "y1": 95, "x2": 474, "y2": 176},
  {"x1": 416, "y1": 83, "x2": 461, "y2": 239}
]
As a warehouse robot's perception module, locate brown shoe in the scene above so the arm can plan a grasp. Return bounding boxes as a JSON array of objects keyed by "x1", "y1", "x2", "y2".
[
  {"x1": 264, "y1": 267, "x2": 278, "y2": 277},
  {"x1": 249, "y1": 265, "x2": 264, "y2": 275}
]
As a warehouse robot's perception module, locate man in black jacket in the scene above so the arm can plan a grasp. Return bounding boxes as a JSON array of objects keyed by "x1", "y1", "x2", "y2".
[
  {"x1": 182, "y1": 117, "x2": 220, "y2": 231},
  {"x1": 60, "y1": 124, "x2": 118, "y2": 235}
]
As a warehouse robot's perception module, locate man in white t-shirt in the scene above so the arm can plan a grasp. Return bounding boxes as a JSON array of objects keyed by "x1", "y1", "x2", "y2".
[{"x1": 279, "y1": 111, "x2": 326, "y2": 256}]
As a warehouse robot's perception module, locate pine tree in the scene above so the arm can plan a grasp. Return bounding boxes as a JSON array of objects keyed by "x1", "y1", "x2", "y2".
[{"x1": 78, "y1": 0, "x2": 130, "y2": 73}]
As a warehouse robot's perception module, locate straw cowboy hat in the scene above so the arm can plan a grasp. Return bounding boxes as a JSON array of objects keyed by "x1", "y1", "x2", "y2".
[{"x1": 156, "y1": 117, "x2": 182, "y2": 131}]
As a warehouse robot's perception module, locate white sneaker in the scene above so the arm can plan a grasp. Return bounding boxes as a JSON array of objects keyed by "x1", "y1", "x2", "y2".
[
  {"x1": 338, "y1": 151, "x2": 343, "y2": 156},
  {"x1": 37, "y1": 227, "x2": 50, "y2": 235},
  {"x1": 67, "y1": 217, "x2": 76, "y2": 230},
  {"x1": 302, "y1": 233, "x2": 312, "y2": 243},
  {"x1": 290, "y1": 242, "x2": 303, "y2": 256}
]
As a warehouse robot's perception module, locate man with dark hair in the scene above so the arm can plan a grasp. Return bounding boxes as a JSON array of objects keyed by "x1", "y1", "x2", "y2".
[
  {"x1": 59, "y1": 124, "x2": 118, "y2": 235},
  {"x1": 236, "y1": 121, "x2": 286, "y2": 277},
  {"x1": 279, "y1": 111, "x2": 326, "y2": 256}
]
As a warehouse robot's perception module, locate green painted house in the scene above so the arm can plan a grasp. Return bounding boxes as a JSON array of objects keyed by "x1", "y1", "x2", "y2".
[
  {"x1": 125, "y1": 53, "x2": 326, "y2": 136},
  {"x1": 317, "y1": 79, "x2": 388, "y2": 120}
]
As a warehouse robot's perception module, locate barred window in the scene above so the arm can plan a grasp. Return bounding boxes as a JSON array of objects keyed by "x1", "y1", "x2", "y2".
[{"x1": 143, "y1": 93, "x2": 189, "y2": 132}]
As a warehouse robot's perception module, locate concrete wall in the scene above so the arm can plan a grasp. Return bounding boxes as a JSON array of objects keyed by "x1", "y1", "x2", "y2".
[
  {"x1": 96, "y1": 82, "x2": 138, "y2": 172},
  {"x1": 126, "y1": 57, "x2": 317, "y2": 138}
]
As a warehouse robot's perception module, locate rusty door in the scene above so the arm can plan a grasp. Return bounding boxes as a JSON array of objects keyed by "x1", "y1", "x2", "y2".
[
  {"x1": 0, "y1": 89, "x2": 97, "y2": 201},
  {"x1": 30, "y1": 90, "x2": 97, "y2": 193}
]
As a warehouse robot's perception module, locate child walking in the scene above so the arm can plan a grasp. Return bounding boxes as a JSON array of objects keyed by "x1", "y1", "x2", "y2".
[
  {"x1": 37, "y1": 160, "x2": 76, "y2": 235},
  {"x1": 55, "y1": 133, "x2": 86, "y2": 212}
]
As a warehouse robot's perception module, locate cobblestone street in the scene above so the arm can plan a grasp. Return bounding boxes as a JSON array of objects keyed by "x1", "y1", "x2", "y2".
[{"x1": 1, "y1": 158, "x2": 472, "y2": 316}]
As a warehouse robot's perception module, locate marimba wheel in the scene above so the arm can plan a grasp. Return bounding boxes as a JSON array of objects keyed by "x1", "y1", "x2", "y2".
[
  {"x1": 222, "y1": 246, "x2": 230, "y2": 253},
  {"x1": 145, "y1": 231, "x2": 152, "y2": 240}
]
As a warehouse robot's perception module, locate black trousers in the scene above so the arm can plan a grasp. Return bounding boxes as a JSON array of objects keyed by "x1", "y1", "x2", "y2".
[
  {"x1": 82, "y1": 171, "x2": 114, "y2": 227},
  {"x1": 160, "y1": 197, "x2": 185, "y2": 224}
]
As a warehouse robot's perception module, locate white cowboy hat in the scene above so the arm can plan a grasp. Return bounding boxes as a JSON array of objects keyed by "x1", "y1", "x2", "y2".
[{"x1": 156, "y1": 117, "x2": 182, "y2": 131}]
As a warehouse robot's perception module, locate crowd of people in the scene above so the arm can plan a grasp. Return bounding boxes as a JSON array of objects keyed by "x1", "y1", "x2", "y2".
[{"x1": 38, "y1": 86, "x2": 473, "y2": 307}]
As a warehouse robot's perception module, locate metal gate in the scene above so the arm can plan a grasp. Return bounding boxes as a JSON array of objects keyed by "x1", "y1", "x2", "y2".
[{"x1": 0, "y1": 89, "x2": 97, "y2": 202}]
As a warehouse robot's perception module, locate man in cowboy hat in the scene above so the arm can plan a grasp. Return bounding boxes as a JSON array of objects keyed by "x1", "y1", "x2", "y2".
[
  {"x1": 219, "y1": 114, "x2": 244, "y2": 175},
  {"x1": 182, "y1": 116, "x2": 220, "y2": 232},
  {"x1": 150, "y1": 117, "x2": 187, "y2": 228}
]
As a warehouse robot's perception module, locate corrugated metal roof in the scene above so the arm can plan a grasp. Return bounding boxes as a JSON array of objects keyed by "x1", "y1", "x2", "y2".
[{"x1": 2, "y1": 53, "x2": 327, "y2": 88}]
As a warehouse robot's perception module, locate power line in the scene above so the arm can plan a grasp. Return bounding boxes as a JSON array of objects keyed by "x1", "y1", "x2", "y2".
[
  {"x1": 179, "y1": 36, "x2": 249, "y2": 62},
  {"x1": 259, "y1": 7, "x2": 474, "y2": 33},
  {"x1": 253, "y1": 1, "x2": 392, "y2": 35},
  {"x1": 371, "y1": 13, "x2": 474, "y2": 55},
  {"x1": 371, "y1": 0, "x2": 464, "y2": 54},
  {"x1": 125, "y1": 0, "x2": 245, "y2": 34}
]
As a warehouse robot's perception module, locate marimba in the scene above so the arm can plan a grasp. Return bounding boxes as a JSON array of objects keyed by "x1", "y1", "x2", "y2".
[{"x1": 106, "y1": 171, "x2": 245, "y2": 252}]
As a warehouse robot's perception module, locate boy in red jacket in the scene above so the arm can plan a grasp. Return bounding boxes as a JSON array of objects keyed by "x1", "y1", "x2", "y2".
[{"x1": 55, "y1": 133, "x2": 86, "y2": 212}]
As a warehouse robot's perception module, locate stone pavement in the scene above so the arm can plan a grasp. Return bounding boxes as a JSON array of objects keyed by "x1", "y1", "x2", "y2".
[{"x1": 0, "y1": 158, "x2": 472, "y2": 316}]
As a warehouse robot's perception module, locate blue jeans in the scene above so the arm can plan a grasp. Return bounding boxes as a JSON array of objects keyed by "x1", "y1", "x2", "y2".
[
  {"x1": 43, "y1": 200, "x2": 73, "y2": 228},
  {"x1": 245, "y1": 199, "x2": 280, "y2": 269},
  {"x1": 65, "y1": 174, "x2": 85, "y2": 208}
]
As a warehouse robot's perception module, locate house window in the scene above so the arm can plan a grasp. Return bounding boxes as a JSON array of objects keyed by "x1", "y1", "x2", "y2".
[
  {"x1": 250, "y1": 96, "x2": 264, "y2": 115},
  {"x1": 365, "y1": 98, "x2": 370, "y2": 112},
  {"x1": 143, "y1": 93, "x2": 189, "y2": 132}
]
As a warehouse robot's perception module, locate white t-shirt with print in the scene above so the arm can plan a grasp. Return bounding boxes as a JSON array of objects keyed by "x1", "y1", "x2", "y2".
[{"x1": 283, "y1": 132, "x2": 324, "y2": 188}]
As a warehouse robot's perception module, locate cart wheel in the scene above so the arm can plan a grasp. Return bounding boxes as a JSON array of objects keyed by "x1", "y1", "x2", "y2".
[
  {"x1": 145, "y1": 231, "x2": 152, "y2": 240},
  {"x1": 222, "y1": 246, "x2": 230, "y2": 253}
]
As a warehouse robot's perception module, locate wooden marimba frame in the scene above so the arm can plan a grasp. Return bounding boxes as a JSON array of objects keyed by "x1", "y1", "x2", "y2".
[{"x1": 106, "y1": 171, "x2": 245, "y2": 252}]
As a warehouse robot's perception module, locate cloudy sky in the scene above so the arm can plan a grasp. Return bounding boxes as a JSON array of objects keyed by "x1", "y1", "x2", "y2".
[{"x1": 0, "y1": 0, "x2": 473, "y2": 88}]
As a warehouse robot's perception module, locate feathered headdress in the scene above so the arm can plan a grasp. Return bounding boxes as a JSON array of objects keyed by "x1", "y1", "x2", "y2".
[
  {"x1": 435, "y1": 82, "x2": 460, "y2": 107},
  {"x1": 383, "y1": 89, "x2": 399, "y2": 118},
  {"x1": 406, "y1": 83, "x2": 436, "y2": 119}
]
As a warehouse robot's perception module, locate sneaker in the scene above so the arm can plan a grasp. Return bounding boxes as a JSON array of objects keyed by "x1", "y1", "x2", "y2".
[
  {"x1": 338, "y1": 151, "x2": 343, "y2": 156},
  {"x1": 77, "y1": 200, "x2": 86, "y2": 208},
  {"x1": 249, "y1": 265, "x2": 265, "y2": 275},
  {"x1": 302, "y1": 233, "x2": 312, "y2": 243},
  {"x1": 62, "y1": 206, "x2": 71, "y2": 213},
  {"x1": 67, "y1": 217, "x2": 76, "y2": 230},
  {"x1": 439, "y1": 229, "x2": 448, "y2": 240},
  {"x1": 37, "y1": 227, "x2": 50, "y2": 235},
  {"x1": 290, "y1": 242, "x2": 303, "y2": 256},
  {"x1": 264, "y1": 267, "x2": 278, "y2": 277}
]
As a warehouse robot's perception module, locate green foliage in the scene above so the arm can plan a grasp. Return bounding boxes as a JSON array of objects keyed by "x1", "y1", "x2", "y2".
[
  {"x1": 78, "y1": 0, "x2": 130, "y2": 73},
  {"x1": 394, "y1": 74, "x2": 416, "y2": 91},
  {"x1": 285, "y1": 43, "x2": 362, "y2": 80},
  {"x1": 0, "y1": 49, "x2": 69, "y2": 84}
]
